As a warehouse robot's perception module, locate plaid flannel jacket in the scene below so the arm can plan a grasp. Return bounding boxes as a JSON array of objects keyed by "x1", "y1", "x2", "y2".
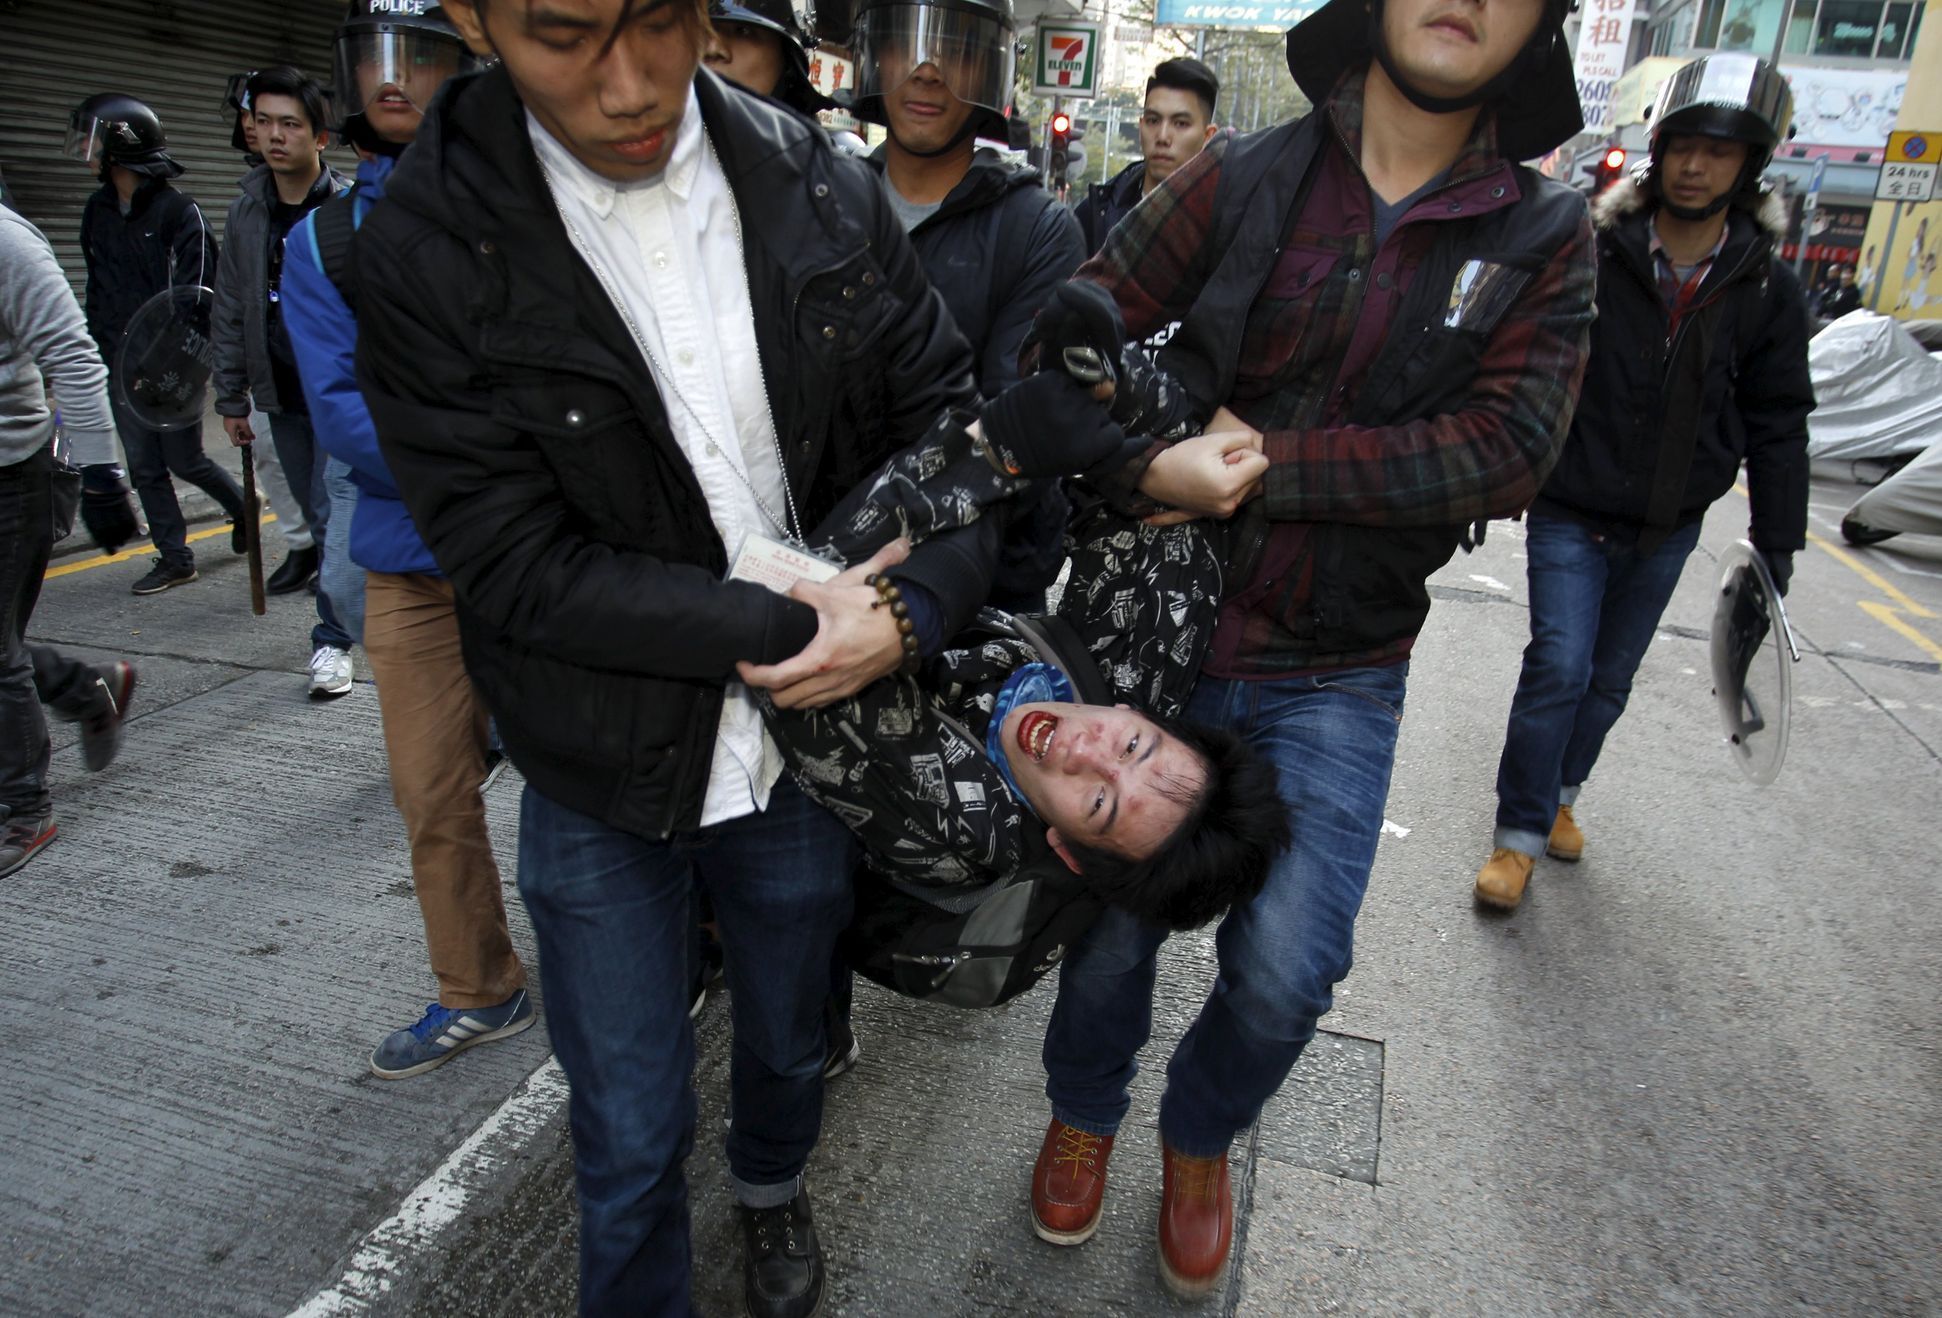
[{"x1": 1079, "y1": 72, "x2": 1597, "y2": 676}]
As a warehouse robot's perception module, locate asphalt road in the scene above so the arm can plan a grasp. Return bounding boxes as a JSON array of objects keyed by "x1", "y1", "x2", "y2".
[{"x1": 1, "y1": 455, "x2": 1937, "y2": 1316}]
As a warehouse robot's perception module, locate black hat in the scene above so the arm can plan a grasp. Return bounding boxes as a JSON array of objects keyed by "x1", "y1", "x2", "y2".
[{"x1": 1285, "y1": 0, "x2": 1582, "y2": 162}]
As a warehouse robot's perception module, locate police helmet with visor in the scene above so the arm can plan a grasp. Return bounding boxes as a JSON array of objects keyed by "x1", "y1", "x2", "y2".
[
  {"x1": 222, "y1": 71, "x2": 258, "y2": 152},
  {"x1": 331, "y1": 0, "x2": 482, "y2": 151},
  {"x1": 850, "y1": 0, "x2": 1016, "y2": 143},
  {"x1": 1648, "y1": 53, "x2": 1793, "y2": 219},
  {"x1": 64, "y1": 93, "x2": 185, "y2": 178},
  {"x1": 708, "y1": 0, "x2": 836, "y2": 112}
]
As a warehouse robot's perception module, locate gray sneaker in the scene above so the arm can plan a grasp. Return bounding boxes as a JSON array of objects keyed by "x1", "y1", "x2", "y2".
[{"x1": 307, "y1": 645, "x2": 354, "y2": 699}]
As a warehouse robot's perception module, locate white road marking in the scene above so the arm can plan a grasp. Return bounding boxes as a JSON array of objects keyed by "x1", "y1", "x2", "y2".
[
  {"x1": 286, "y1": 1057, "x2": 570, "y2": 1316},
  {"x1": 1468, "y1": 575, "x2": 1510, "y2": 592},
  {"x1": 1879, "y1": 555, "x2": 1942, "y2": 582},
  {"x1": 1381, "y1": 818, "x2": 1412, "y2": 839}
]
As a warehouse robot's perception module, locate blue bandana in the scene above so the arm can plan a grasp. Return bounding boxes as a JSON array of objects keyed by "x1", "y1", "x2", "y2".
[{"x1": 985, "y1": 662, "x2": 1075, "y2": 815}]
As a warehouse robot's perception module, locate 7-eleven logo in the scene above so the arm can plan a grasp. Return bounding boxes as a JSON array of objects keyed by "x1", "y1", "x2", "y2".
[{"x1": 1048, "y1": 33, "x2": 1089, "y2": 84}]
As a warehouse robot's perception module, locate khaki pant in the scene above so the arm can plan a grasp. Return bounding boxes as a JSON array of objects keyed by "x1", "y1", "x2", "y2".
[{"x1": 362, "y1": 571, "x2": 524, "y2": 1008}]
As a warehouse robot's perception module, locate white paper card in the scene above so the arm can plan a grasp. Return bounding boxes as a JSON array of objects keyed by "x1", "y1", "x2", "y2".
[{"x1": 728, "y1": 532, "x2": 842, "y2": 594}]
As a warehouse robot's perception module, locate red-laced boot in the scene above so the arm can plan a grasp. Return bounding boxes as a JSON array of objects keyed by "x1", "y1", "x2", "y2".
[
  {"x1": 1157, "y1": 1140, "x2": 1233, "y2": 1298},
  {"x1": 1030, "y1": 1119, "x2": 1115, "y2": 1245}
]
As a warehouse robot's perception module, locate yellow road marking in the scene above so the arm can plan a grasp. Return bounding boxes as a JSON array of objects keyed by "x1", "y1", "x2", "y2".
[
  {"x1": 44, "y1": 514, "x2": 277, "y2": 581},
  {"x1": 1807, "y1": 532, "x2": 1937, "y2": 619},
  {"x1": 1859, "y1": 600, "x2": 1942, "y2": 665}
]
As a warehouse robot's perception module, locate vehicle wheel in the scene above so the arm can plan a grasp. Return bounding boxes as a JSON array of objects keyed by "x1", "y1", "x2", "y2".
[{"x1": 1842, "y1": 515, "x2": 1901, "y2": 546}]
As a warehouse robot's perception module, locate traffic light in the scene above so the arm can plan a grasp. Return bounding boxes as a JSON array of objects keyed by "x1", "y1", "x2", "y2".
[
  {"x1": 1049, "y1": 110, "x2": 1072, "y2": 188},
  {"x1": 1587, "y1": 145, "x2": 1627, "y2": 194}
]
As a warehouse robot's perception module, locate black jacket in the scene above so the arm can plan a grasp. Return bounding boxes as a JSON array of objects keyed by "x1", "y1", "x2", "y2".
[
  {"x1": 79, "y1": 176, "x2": 218, "y2": 365},
  {"x1": 1533, "y1": 178, "x2": 1814, "y2": 551},
  {"x1": 870, "y1": 147, "x2": 1084, "y2": 395},
  {"x1": 354, "y1": 68, "x2": 987, "y2": 838},
  {"x1": 1073, "y1": 159, "x2": 1145, "y2": 258}
]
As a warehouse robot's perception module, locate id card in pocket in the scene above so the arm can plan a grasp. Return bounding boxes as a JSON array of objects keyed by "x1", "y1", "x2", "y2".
[
  {"x1": 728, "y1": 531, "x2": 842, "y2": 595},
  {"x1": 1443, "y1": 259, "x2": 1534, "y2": 332}
]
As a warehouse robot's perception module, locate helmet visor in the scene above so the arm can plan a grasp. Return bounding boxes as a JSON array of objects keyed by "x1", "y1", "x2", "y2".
[
  {"x1": 222, "y1": 71, "x2": 255, "y2": 114},
  {"x1": 332, "y1": 30, "x2": 472, "y2": 125},
  {"x1": 63, "y1": 112, "x2": 112, "y2": 164},
  {"x1": 854, "y1": 4, "x2": 1015, "y2": 117}
]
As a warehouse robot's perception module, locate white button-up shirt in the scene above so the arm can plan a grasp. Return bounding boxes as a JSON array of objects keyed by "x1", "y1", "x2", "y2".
[{"x1": 528, "y1": 93, "x2": 787, "y2": 828}]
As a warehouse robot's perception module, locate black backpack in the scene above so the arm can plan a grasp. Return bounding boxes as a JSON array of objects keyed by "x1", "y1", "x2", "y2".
[{"x1": 839, "y1": 613, "x2": 1113, "y2": 1010}]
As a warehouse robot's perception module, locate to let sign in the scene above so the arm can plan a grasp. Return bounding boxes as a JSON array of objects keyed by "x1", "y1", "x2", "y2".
[
  {"x1": 1032, "y1": 21, "x2": 1102, "y2": 97},
  {"x1": 1572, "y1": 0, "x2": 1637, "y2": 138}
]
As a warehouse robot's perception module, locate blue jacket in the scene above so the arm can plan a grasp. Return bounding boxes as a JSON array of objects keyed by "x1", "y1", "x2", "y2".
[{"x1": 283, "y1": 155, "x2": 439, "y2": 576}]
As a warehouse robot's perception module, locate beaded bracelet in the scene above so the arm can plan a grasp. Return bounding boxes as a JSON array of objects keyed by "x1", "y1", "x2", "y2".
[{"x1": 865, "y1": 572, "x2": 922, "y2": 674}]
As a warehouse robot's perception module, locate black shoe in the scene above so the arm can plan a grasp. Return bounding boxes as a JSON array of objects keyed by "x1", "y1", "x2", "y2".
[
  {"x1": 266, "y1": 546, "x2": 320, "y2": 595},
  {"x1": 230, "y1": 515, "x2": 249, "y2": 554},
  {"x1": 823, "y1": 1010, "x2": 860, "y2": 1080},
  {"x1": 77, "y1": 662, "x2": 137, "y2": 773},
  {"x1": 131, "y1": 559, "x2": 197, "y2": 595},
  {"x1": 0, "y1": 811, "x2": 56, "y2": 879},
  {"x1": 739, "y1": 1189, "x2": 824, "y2": 1318}
]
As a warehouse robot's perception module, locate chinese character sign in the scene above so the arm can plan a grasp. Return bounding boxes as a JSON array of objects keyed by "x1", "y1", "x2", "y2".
[{"x1": 1573, "y1": 0, "x2": 1636, "y2": 136}]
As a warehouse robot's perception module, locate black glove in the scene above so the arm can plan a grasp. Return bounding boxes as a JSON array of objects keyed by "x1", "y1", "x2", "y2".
[
  {"x1": 1108, "y1": 348, "x2": 1201, "y2": 441},
  {"x1": 79, "y1": 464, "x2": 140, "y2": 554},
  {"x1": 978, "y1": 370, "x2": 1145, "y2": 481},
  {"x1": 1760, "y1": 549, "x2": 1794, "y2": 597},
  {"x1": 1025, "y1": 282, "x2": 1127, "y2": 390}
]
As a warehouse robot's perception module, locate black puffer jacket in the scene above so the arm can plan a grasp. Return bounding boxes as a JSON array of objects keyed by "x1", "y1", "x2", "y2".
[
  {"x1": 354, "y1": 68, "x2": 988, "y2": 839},
  {"x1": 870, "y1": 147, "x2": 1084, "y2": 395},
  {"x1": 1073, "y1": 158, "x2": 1145, "y2": 257},
  {"x1": 1532, "y1": 177, "x2": 1814, "y2": 551},
  {"x1": 79, "y1": 176, "x2": 218, "y2": 365}
]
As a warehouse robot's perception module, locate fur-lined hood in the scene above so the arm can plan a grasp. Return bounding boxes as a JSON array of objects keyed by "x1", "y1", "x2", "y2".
[{"x1": 1591, "y1": 174, "x2": 1789, "y2": 238}]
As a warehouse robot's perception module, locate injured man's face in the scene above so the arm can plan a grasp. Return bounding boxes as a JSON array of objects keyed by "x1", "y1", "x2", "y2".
[{"x1": 1000, "y1": 701, "x2": 1207, "y2": 864}]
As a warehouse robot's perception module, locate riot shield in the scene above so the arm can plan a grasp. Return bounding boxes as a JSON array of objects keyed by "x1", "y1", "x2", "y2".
[
  {"x1": 115, "y1": 285, "x2": 217, "y2": 431},
  {"x1": 1710, "y1": 540, "x2": 1801, "y2": 785}
]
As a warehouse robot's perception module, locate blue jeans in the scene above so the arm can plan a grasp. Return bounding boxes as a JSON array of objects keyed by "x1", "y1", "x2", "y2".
[
  {"x1": 1493, "y1": 514, "x2": 1703, "y2": 856},
  {"x1": 267, "y1": 413, "x2": 354, "y2": 652},
  {"x1": 318, "y1": 456, "x2": 364, "y2": 648},
  {"x1": 518, "y1": 778, "x2": 856, "y2": 1317},
  {"x1": 1042, "y1": 664, "x2": 1407, "y2": 1158}
]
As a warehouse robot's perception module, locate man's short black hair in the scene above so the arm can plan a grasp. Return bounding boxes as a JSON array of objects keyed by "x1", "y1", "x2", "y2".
[
  {"x1": 1060, "y1": 713, "x2": 1289, "y2": 930},
  {"x1": 245, "y1": 66, "x2": 331, "y2": 136},
  {"x1": 1146, "y1": 58, "x2": 1219, "y2": 122}
]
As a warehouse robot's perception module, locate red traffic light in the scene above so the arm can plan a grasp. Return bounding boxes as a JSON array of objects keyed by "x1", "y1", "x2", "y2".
[
  {"x1": 1602, "y1": 146, "x2": 1627, "y2": 170},
  {"x1": 1051, "y1": 112, "x2": 1072, "y2": 135}
]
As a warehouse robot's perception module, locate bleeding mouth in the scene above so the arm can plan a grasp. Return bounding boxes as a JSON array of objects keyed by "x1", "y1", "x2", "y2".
[{"x1": 1017, "y1": 710, "x2": 1060, "y2": 763}]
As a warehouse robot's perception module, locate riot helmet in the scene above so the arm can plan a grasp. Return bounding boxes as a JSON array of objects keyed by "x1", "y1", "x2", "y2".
[
  {"x1": 65, "y1": 94, "x2": 185, "y2": 178},
  {"x1": 331, "y1": 0, "x2": 480, "y2": 154},
  {"x1": 849, "y1": 0, "x2": 1016, "y2": 146},
  {"x1": 1284, "y1": 0, "x2": 1583, "y2": 161},
  {"x1": 707, "y1": 0, "x2": 836, "y2": 113},
  {"x1": 1648, "y1": 54, "x2": 1793, "y2": 220},
  {"x1": 222, "y1": 71, "x2": 258, "y2": 153}
]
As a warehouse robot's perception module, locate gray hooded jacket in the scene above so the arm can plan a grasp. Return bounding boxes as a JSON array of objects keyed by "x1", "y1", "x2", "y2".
[{"x1": 0, "y1": 206, "x2": 118, "y2": 468}]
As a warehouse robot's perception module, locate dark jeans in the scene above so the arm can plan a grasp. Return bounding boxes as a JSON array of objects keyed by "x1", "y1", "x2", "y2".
[
  {"x1": 1042, "y1": 664, "x2": 1407, "y2": 1157},
  {"x1": 1492, "y1": 514, "x2": 1703, "y2": 856},
  {"x1": 265, "y1": 412, "x2": 350, "y2": 651},
  {"x1": 518, "y1": 777, "x2": 856, "y2": 1317},
  {"x1": 111, "y1": 386, "x2": 243, "y2": 569},
  {"x1": 0, "y1": 450, "x2": 105, "y2": 819}
]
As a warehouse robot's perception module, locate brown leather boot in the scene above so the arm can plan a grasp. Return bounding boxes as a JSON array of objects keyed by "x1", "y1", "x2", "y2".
[
  {"x1": 1474, "y1": 847, "x2": 1535, "y2": 910},
  {"x1": 1157, "y1": 1141, "x2": 1232, "y2": 1298},
  {"x1": 1547, "y1": 805, "x2": 1584, "y2": 861},
  {"x1": 1031, "y1": 1119, "x2": 1115, "y2": 1245}
]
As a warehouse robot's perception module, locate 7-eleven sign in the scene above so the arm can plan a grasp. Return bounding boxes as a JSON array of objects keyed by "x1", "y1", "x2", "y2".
[{"x1": 1031, "y1": 20, "x2": 1101, "y2": 97}]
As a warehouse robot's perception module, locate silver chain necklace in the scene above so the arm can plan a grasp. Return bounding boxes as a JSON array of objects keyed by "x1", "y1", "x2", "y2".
[{"x1": 534, "y1": 137, "x2": 807, "y2": 546}]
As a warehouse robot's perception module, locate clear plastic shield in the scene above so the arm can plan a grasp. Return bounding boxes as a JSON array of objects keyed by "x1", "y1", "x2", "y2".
[
  {"x1": 114, "y1": 285, "x2": 218, "y2": 432},
  {"x1": 333, "y1": 30, "x2": 471, "y2": 124},
  {"x1": 1710, "y1": 540, "x2": 1801, "y2": 785}
]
